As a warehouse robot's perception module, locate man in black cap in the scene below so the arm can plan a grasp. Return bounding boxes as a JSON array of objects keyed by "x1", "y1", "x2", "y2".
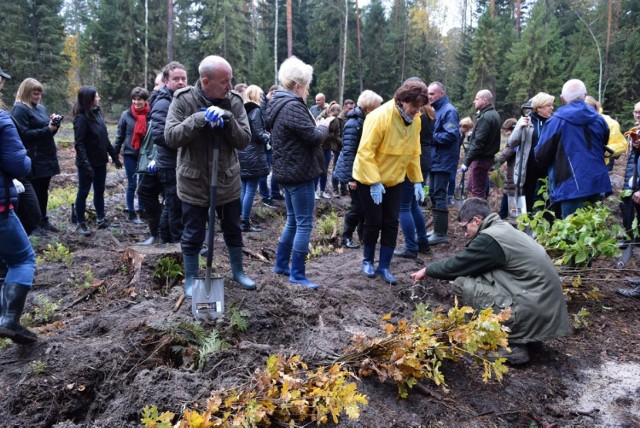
[{"x1": 0, "y1": 68, "x2": 10, "y2": 93}]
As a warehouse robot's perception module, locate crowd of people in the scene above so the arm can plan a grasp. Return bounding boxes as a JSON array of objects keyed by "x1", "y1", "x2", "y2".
[{"x1": 1, "y1": 56, "x2": 639, "y2": 363}]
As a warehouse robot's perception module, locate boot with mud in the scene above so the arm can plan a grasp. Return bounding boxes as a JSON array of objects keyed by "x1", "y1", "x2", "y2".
[
  {"x1": 362, "y1": 244, "x2": 376, "y2": 278},
  {"x1": 0, "y1": 283, "x2": 37, "y2": 344},
  {"x1": 376, "y1": 245, "x2": 398, "y2": 285},
  {"x1": 427, "y1": 208, "x2": 449, "y2": 245},
  {"x1": 228, "y1": 247, "x2": 256, "y2": 290}
]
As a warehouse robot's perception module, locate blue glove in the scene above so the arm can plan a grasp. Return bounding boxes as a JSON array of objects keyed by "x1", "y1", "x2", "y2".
[
  {"x1": 203, "y1": 106, "x2": 225, "y2": 129},
  {"x1": 147, "y1": 160, "x2": 157, "y2": 173},
  {"x1": 460, "y1": 164, "x2": 468, "y2": 173},
  {"x1": 370, "y1": 182, "x2": 385, "y2": 205},
  {"x1": 414, "y1": 183, "x2": 425, "y2": 203}
]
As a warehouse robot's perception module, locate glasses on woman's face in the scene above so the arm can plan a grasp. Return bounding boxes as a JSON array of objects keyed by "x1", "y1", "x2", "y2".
[{"x1": 634, "y1": 110, "x2": 640, "y2": 116}]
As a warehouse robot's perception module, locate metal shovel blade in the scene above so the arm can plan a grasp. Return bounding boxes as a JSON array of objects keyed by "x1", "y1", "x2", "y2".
[
  {"x1": 191, "y1": 275, "x2": 225, "y2": 319},
  {"x1": 508, "y1": 195, "x2": 527, "y2": 218}
]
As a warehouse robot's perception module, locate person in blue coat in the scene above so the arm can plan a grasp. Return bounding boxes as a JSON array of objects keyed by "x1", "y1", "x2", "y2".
[
  {"x1": 427, "y1": 82, "x2": 460, "y2": 245},
  {"x1": 534, "y1": 79, "x2": 611, "y2": 218},
  {"x1": 0, "y1": 107, "x2": 37, "y2": 344}
]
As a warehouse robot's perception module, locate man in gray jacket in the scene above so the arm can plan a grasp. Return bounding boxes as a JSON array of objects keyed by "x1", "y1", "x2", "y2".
[
  {"x1": 411, "y1": 198, "x2": 571, "y2": 364},
  {"x1": 165, "y1": 55, "x2": 256, "y2": 295}
]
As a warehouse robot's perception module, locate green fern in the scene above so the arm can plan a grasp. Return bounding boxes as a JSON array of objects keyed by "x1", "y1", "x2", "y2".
[
  {"x1": 198, "y1": 331, "x2": 229, "y2": 368},
  {"x1": 229, "y1": 308, "x2": 250, "y2": 333}
]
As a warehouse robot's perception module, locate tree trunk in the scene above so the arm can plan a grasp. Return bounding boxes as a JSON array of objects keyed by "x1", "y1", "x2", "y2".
[
  {"x1": 274, "y1": 0, "x2": 279, "y2": 83},
  {"x1": 355, "y1": 0, "x2": 363, "y2": 93},
  {"x1": 339, "y1": 0, "x2": 348, "y2": 104},
  {"x1": 515, "y1": 0, "x2": 521, "y2": 40},
  {"x1": 166, "y1": 0, "x2": 173, "y2": 62},
  {"x1": 145, "y1": 0, "x2": 148, "y2": 89},
  {"x1": 286, "y1": 0, "x2": 292, "y2": 57}
]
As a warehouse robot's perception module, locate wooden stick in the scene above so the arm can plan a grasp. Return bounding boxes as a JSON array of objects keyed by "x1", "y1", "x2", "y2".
[{"x1": 173, "y1": 294, "x2": 186, "y2": 312}]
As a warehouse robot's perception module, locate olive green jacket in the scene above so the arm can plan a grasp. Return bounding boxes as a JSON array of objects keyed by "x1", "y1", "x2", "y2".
[
  {"x1": 165, "y1": 81, "x2": 251, "y2": 207},
  {"x1": 427, "y1": 213, "x2": 572, "y2": 344}
]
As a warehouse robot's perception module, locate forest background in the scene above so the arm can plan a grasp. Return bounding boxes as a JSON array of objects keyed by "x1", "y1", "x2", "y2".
[{"x1": 1, "y1": 0, "x2": 639, "y2": 128}]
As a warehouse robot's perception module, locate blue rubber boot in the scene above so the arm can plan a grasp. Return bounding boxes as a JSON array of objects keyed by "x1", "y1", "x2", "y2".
[
  {"x1": 273, "y1": 241, "x2": 292, "y2": 276},
  {"x1": 362, "y1": 244, "x2": 376, "y2": 278},
  {"x1": 376, "y1": 245, "x2": 398, "y2": 285},
  {"x1": 183, "y1": 254, "x2": 199, "y2": 298},
  {"x1": 228, "y1": 247, "x2": 256, "y2": 290},
  {"x1": 288, "y1": 250, "x2": 319, "y2": 289}
]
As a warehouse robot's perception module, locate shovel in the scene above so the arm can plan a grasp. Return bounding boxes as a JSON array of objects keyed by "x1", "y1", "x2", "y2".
[
  {"x1": 509, "y1": 127, "x2": 528, "y2": 218},
  {"x1": 454, "y1": 170, "x2": 466, "y2": 210},
  {"x1": 192, "y1": 138, "x2": 225, "y2": 319}
]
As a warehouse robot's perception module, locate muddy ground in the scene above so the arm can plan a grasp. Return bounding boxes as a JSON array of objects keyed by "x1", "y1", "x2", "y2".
[{"x1": 1, "y1": 128, "x2": 639, "y2": 427}]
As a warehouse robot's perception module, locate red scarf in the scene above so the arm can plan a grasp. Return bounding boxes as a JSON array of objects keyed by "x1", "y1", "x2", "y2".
[{"x1": 131, "y1": 103, "x2": 150, "y2": 150}]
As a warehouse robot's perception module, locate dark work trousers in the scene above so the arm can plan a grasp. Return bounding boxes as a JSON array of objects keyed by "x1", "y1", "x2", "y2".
[
  {"x1": 181, "y1": 198, "x2": 243, "y2": 256},
  {"x1": 468, "y1": 158, "x2": 493, "y2": 199},
  {"x1": 343, "y1": 186, "x2": 364, "y2": 241},
  {"x1": 137, "y1": 168, "x2": 183, "y2": 242},
  {"x1": 31, "y1": 176, "x2": 52, "y2": 218},
  {"x1": 15, "y1": 180, "x2": 41, "y2": 235},
  {"x1": 356, "y1": 182, "x2": 402, "y2": 248},
  {"x1": 429, "y1": 171, "x2": 450, "y2": 211}
]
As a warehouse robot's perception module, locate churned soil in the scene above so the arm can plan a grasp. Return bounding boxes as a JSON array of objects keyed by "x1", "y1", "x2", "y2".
[{"x1": 0, "y1": 141, "x2": 639, "y2": 428}]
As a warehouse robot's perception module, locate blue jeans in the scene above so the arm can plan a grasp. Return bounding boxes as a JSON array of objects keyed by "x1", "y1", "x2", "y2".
[
  {"x1": 259, "y1": 151, "x2": 280, "y2": 199},
  {"x1": 75, "y1": 164, "x2": 107, "y2": 223},
  {"x1": 399, "y1": 178, "x2": 428, "y2": 251},
  {"x1": 315, "y1": 150, "x2": 332, "y2": 192},
  {"x1": 241, "y1": 177, "x2": 260, "y2": 221},
  {"x1": 429, "y1": 171, "x2": 450, "y2": 211},
  {"x1": 123, "y1": 155, "x2": 140, "y2": 212},
  {"x1": 281, "y1": 180, "x2": 316, "y2": 253},
  {"x1": 0, "y1": 210, "x2": 36, "y2": 288},
  {"x1": 560, "y1": 195, "x2": 600, "y2": 219}
]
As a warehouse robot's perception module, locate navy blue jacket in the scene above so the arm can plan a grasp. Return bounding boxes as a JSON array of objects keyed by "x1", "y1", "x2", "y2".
[
  {"x1": 535, "y1": 100, "x2": 611, "y2": 204},
  {"x1": 265, "y1": 89, "x2": 328, "y2": 185},
  {"x1": 0, "y1": 110, "x2": 32, "y2": 208},
  {"x1": 333, "y1": 106, "x2": 365, "y2": 183},
  {"x1": 430, "y1": 95, "x2": 460, "y2": 174},
  {"x1": 149, "y1": 87, "x2": 178, "y2": 169},
  {"x1": 238, "y1": 102, "x2": 270, "y2": 179},
  {"x1": 11, "y1": 102, "x2": 60, "y2": 178}
]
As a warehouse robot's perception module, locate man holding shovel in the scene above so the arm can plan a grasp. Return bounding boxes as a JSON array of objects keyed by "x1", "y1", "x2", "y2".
[{"x1": 165, "y1": 55, "x2": 256, "y2": 296}]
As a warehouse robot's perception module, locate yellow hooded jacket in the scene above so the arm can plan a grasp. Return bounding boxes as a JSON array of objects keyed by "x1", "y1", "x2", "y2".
[{"x1": 352, "y1": 99, "x2": 423, "y2": 187}]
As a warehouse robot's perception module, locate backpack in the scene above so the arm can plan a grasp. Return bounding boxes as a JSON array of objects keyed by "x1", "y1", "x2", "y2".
[{"x1": 136, "y1": 121, "x2": 157, "y2": 174}]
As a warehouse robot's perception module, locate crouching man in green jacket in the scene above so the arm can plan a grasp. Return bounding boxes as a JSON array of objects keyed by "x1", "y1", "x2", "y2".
[{"x1": 411, "y1": 198, "x2": 571, "y2": 364}]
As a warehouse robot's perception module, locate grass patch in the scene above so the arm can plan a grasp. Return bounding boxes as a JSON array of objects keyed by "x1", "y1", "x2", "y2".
[{"x1": 48, "y1": 185, "x2": 77, "y2": 211}]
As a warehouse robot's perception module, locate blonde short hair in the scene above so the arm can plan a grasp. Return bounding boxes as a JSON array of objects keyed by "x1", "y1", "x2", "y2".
[
  {"x1": 459, "y1": 116, "x2": 474, "y2": 132},
  {"x1": 243, "y1": 85, "x2": 264, "y2": 104},
  {"x1": 531, "y1": 92, "x2": 555, "y2": 112},
  {"x1": 15, "y1": 78, "x2": 44, "y2": 107},
  {"x1": 278, "y1": 56, "x2": 313, "y2": 91},
  {"x1": 357, "y1": 90, "x2": 383, "y2": 112}
]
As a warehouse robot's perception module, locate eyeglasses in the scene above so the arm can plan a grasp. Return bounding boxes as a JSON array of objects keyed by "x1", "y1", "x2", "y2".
[
  {"x1": 460, "y1": 218, "x2": 474, "y2": 233},
  {"x1": 634, "y1": 111, "x2": 640, "y2": 115}
]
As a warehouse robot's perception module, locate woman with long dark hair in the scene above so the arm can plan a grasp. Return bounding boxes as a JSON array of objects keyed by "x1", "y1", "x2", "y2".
[{"x1": 73, "y1": 86, "x2": 122, "y2": 235}]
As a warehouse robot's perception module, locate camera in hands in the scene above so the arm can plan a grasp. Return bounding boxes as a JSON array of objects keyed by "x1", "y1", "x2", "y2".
[{"x1": 50, "y1": 114, "x2": 64, "y2": 127}]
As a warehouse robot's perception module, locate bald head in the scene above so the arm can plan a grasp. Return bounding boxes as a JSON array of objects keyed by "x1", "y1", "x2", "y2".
[
  {"x1": 199, "y1": 55, "x2": 233, "y2": 100},
  {"x1": 474, "y1": 89, "x2": 493, "y2": 110}
]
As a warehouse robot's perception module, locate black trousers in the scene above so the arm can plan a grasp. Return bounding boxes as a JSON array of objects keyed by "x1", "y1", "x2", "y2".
[
  {"x1": 31, "y1": 176, "x2": 52, "y2": 218},
  {"x1": 138, "y1": 168, "x2": 183, "y2": 242},
  {"x1": 356, "y1": 182, "x2": 402, "y2": 248},
  {"x1": 181, "y1": 199, "x2": 243, "y2": 256},
  {"x1": 343, "y1": 186, "x2": 364, "y2": 240}
]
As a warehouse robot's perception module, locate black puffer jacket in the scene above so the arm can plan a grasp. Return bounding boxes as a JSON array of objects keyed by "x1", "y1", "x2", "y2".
[
  {"x1": 149, "y1": 87, "x2": 178, "y2": 169},
  {"x1": 419, "y1": 112, "x2": 434, "y2": 180},
  {"x1": 333, "y1": 106, "x2": 365, "y2": 183},
  {"x1": 238, "y1": 102, "x2": 270, "y2": 179},
  {"x1": 265, "y1": 90, "x2": 328, "y2": 185},
  {"x1": 11, "y1": 102, "x2": 60, "y2": 178}
]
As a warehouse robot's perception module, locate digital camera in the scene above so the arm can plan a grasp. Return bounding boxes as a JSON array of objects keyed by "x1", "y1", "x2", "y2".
[{"x1": 50, "y1": 114, "x2": 64, "y2": 127}]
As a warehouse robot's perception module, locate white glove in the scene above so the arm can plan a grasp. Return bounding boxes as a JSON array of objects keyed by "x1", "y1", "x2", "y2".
[
  {"x1": 147, "y1": 160, "x2": 157, "y2": 173},
  {"x1": 13, "y1": 179, "x2": 25, "y2": 194},
  {"x1": 460, "y1": 164, "x2": 468, "y2": 173}
]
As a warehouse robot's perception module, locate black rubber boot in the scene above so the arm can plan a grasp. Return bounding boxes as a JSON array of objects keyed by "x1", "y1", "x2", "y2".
[
  {"x1": 241, "y1": 219, "x2": 262, "y2": 232},
  {"x1": 617, "y1": 285, "x2": 640, "y2": 299},
  {"x1": 0, "y1": 283, "x2": 37, "y2": 344},
  {"x1": 427, "y1": 209, "x2": 449, "y2": 245}
]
